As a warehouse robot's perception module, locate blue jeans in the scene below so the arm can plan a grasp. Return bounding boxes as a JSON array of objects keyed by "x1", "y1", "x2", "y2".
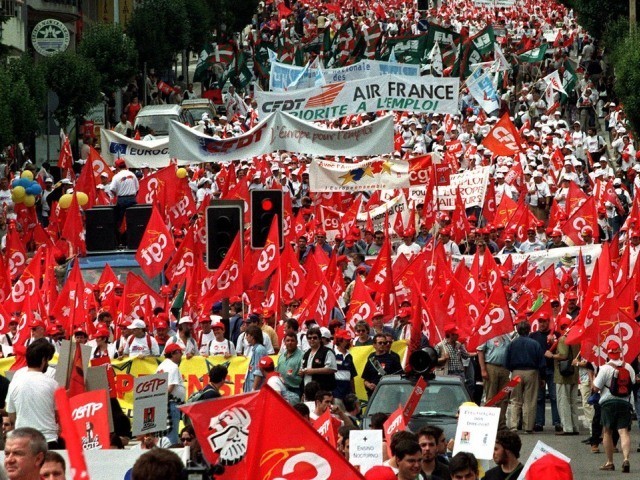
[
  {"x1": 166, "y1": 400, "x2": 181, "y2": 445},
  {"x1": 536, "y1": 369, "x2": 561, "y2": 427}
]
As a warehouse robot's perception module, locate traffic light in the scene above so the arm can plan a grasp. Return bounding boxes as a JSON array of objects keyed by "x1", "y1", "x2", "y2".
[
  {"x1": 251, "y1": 190, "x2": 283, "y2": 249},
  {"x1": 206, "y1": 201, "x2": 243, "y2": 270}
]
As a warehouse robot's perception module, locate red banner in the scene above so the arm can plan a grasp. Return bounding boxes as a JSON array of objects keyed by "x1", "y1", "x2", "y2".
[
  {"x1": 402, "y1": 376, "x2": 428, "y2": 423},
  {"x1": 484, "y1": 376, "x2": 521, "y2": 407}
]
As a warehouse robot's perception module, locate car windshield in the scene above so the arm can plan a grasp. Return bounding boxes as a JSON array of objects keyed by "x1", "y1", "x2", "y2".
[
  {"x1": 368, "y1": 381, "x2": 468, "y2": 417},
  {"x1": 134, "y1": 114, "x2": 178, "y2": 136},
  {"x1": 185, "y1": 107, "x2": 211, "y2": 120},
  {"x1": 79, "y1": 266, "x2": 162, "y2": 291}
]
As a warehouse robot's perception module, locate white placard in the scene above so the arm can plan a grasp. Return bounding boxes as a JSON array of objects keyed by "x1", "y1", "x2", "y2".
[
  {"x1": 132, "y1": 372, "x2": 169, "y2": 436},
  {"x1": 517, "y1": 441, "x2": 571, "y2": 480},
  {"x1": 350, "y1": 429, "x2": 383, "y2": 469},
  {"x1": 453, "y1": 406, "x2": 501, "y2": 459}
]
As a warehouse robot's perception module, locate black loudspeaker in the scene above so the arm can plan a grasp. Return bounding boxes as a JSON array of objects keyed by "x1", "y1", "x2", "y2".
[
  {"x1": 85, "y1": 207, "x2": 117, "y2": 252},
  {"x1": 126, "y1": 204, "x2": 152, "y2": 250}
]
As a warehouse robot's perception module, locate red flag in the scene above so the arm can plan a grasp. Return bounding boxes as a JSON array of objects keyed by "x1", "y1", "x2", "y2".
[
  {"x1": 383, "y1": 405, "x2": 406, "y2": 457},
  {"x1": 135, "y1": 204, "x2": 176, "y2": 278},
  {"x1": 481, "y1": 113, "x2": 525, "y2": 155},
  {"x1": 67, "y1": 342, "x2": 86, "y2": 398},
  {"x1": 69, "y1": 389, "x2": 111, "y2": 449},
  {"x1": 61, "y1": 194, "x2": 86, "y2": 256},
  {"x1": 313, "y1": 408, "x2": 339, "y2": 448},
  {"x1": 249, "y1": 215, "x2": 281, "y2": 287},
  {"x1": 74, "y1": 160, "x2": 98, "y2": 209},
  {"x1": 180, "y1": 387, "x2": 364, "y2": 478},
  {"x1": 482, "y1": 180, "x2": 497, "y2": 223},
  {"x1": 201, "y1": 233, "x2": 244, "y2": 310},
  {"x1": 450, "y1": 187, "x2": 470, "y2": 243},
  {"x1": 467, "y1": 282, "x2": 513, "y2": 350},
  {"x1": 345, "y1": 275, "x2": 376, "y2": 335},
  {"x1": 402, "y1": 376, "x2": 428, "y2": 423},
  {"x1": 58, "y1": 135, "x2": 74, "y2": 170},
  {"x1": 485, "y1": 376, "x2": 521, "y2": 407},
  {"x1": 5, "y1": 224, "x2": 27, "y2": 280},
  {"x1": 492, "y1": 193, "x2": 518, "y2": 227},
  {"x1": 164, "y1": 225, "x2": 198, "y2": 288},
  {"x1": 54, "y1": 388, "x2": 90, "y2": 480},
  {"x1": 118, "y1": 272, "x2": 162, "y2": 324},
  {"x1": 281, "y1": 241, "x2": 306, "y2": 303},
  {"x1": 562, "y1": 196, "x2": 598, "y2": 245}
]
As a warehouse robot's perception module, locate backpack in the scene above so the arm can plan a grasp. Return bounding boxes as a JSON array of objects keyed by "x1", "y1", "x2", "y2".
[{"x1": 610, "y1": 365, "x2": 632, "y2": 397}]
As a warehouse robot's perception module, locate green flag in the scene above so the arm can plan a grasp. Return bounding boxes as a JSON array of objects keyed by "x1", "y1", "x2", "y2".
[
  {"x1": 518, "y1": 43, "x2": 548, "y2": 63},
  {"x1": 471, "y1": 26, "x2": 495, "y2": 56},
  {"x1": 560, "y1": 60, "x2": 578, "y2": 104},
  {"x1": 194, "y1": 43, "x2": 215, "y2": 83},
  {"x1": 380, "y1": 34, "x2": 429, "y2": 64}
]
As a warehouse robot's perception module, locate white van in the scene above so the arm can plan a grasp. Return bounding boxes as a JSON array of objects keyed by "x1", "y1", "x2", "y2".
[{"x1": 133, "y1": 104, "x2": 194, "y2": 137}]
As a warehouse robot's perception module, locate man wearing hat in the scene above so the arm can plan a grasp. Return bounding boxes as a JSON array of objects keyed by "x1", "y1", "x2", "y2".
[
  {"x1": 122, "y1": 319, "x2": 160, "y2": 358},
  {"x1": 333, "y1": 329, "x2": 357, "y2": 405},
  {"x1": 527, "y1": 171, "x2": 551, "y2": 220},
  {"x1": 592, "y1": 340, "x2": 635, "y2": 472},
  {"x1": 109, "y1": 158, "x2": 139, "y2": 239},
  {"x1": 40, "y1": 177, "x2": 54, "y2": 227},
  {"x1": 520, "y1": 227, "x2": 546, "y2": 253},
  {"x1": 0, "y1": 317, "x2": 19, "y2": 357},
  {"x1": 156, "y1": 343, "x2": 185, "y2": 445},
  {"x1": 435, "y1": 324, "x2": 470, "y2": 389},
  {"x1": 165, "y1": 317, "x2": 199, "y2": 359}
]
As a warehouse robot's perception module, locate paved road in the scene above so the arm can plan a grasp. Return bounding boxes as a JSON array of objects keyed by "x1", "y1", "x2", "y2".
[{"x1": 514, "y1": 424, "x2": 640, "y2": 478}]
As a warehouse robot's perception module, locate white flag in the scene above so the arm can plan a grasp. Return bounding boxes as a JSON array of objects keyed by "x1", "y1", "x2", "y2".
[
  {"x1": 428, "y1": 42, "x2": 443, "y2": 76},
  {"x1": 493, "y1": 43, "x2": 511, "y2": 72},
  {"x1": 542, "y1": 70, "x2": 567, "y2": 95}
]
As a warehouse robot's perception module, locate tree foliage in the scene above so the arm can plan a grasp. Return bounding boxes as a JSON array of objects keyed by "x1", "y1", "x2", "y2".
[
  {"x1": 207, "y1": 0, "x2": 260, "y2": 37},
  {"x1": 186, "y1": 0, "x2": 213, "y2": 51},
  {"x1": 127, "y1": 0, "x2": 190, "y2": 73},
  {"x1": 77, "y1": 23, "x2": 138, "y2": 93},
  {"x1": 611, "y1": 32, "x2": 640, "y2": 137},
  {"x1": 563, "y1": 0, "x2": 628, "y2": 41},
  {"x1": 43, "y1": 51, "x2": 102, "y2": 129},
  {"x1": 0, "y1": 56, "x2": 47, "y2": 150}
]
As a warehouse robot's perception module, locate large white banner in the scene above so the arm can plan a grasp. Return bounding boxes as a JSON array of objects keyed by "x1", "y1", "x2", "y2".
[
  {"x1": 409, "y1": 167, "x2": 491, "y2": 210},
  {"x1": 169, "y1": 111, "x2": 394, "y2": 162},
  {"x1": 270, "y1": 59, "x2": 421, "y2": 91},
  {"x1": 256, "y1": 75, "x2": 460, "y2": 120},
  {"x1": 100, "y1": 129, "x2": 170, "y2": 168},
  {"x1": 453, "y1": 244, "x2": 602, "y2": 277}
]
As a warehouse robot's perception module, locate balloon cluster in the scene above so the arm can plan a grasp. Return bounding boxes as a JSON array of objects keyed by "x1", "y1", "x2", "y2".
[
  {"x1": 11, "y1": 171, "x2": 42, "y2": 208},
  {"x1": 59, "y1": 192, "x2": 89, "y2": 209}
]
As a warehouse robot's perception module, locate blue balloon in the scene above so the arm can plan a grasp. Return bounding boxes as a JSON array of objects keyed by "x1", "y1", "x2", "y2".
[
  {"x1": 16, "y1": 178, "x2": 31, "y2": 188},
  {"x1": 26, "y1": 184, "x2": 42, "y2": 195},
  {"x1": 11, "y1": 179, "x2": 20, "y2": 188}
]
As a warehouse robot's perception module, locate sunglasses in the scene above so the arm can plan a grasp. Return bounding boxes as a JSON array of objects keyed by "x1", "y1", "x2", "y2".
[
  {"x1": 181, "y1": 437, "x2": 193, "y2": 443},
  {"x1": 356, "y1": 329, "x2": 367, "y2": 333},
  {"x1": 307, "y1": 335, "x2": 319, "y2": 340},
  {"x1": 377, "y1": 341, "x2": 391, "y2": 345},
  {"x1": 375, "y1": 236, "x2": 384, "y2": 239}
]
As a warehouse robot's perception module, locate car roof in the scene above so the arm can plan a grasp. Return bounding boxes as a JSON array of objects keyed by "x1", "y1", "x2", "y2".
[
  {"x1": 136, "y1": 104, "x2": 183, "y2": 116},
  {"x1": 376, "y1": 374, "x2": 465, "y2": 385},
  {"x1": 181, "y1": 99, "x2": 214, "y2": 107}
]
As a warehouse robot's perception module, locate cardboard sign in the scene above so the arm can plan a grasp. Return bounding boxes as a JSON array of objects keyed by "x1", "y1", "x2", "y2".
[
  {"x1": 132, "y1": 372, "x2": 168, "y2": 436},
  {"x1": 69, "y1": 389, "x2": 111, "y2": 450},
  {"x1": 453, "y1": 406, "x2": 501, "y2": 459},
  {"x1": 350, "y1": 429, "x2": 383, "y2": 470}
]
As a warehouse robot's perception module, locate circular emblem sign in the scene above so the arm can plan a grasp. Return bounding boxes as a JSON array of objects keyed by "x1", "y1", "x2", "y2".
[{"x1": 31, "y1": 19, "x2": 70, "y2": 56}]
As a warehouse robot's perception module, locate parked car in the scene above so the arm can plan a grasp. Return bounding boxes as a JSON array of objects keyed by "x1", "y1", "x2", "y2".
[
  {"x1": 181, "y1": 98, "x2": 217, "y2": 122},
  {"x1": 361, "y1": 374, "x2": 470, "y2": 441},
  {"x1": 68, "y1": 252, "x2": 163, "y2": 291},
  {"x1": 134, "y1": 104, "x2": 194, "y2": 137}
]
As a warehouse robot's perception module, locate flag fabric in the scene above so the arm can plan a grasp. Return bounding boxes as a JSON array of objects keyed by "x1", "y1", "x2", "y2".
[
  {"x1": 180, "y1": 386, "x2": 364, "y2": 479},
  {"x1": 518, "y1": 43, "x2": 548, "y2": 63},
  {"x1": 67, "y1": 342, "x2": 86, "y2": 398},
  {"x1": 481, "y1": 113, "x2": 526, "y2": 155},
  {"x1": 382, "y1": 34, "x2": 429, "y2": 64},
  {"x1": 427, "y1": 42, "x2": 443, "y2": 76},
  {"x1": 135, "y1": 205, "x2": 176, "y2": 279},
  {"x1": 249, "y1": 215, "x2": 281, "y2": 287},
  {"x1": 54, "y1": 388, "x2": 90, "y2": 480},
  {"x1": 58, "y1": 134, "x2": 74, "y2": 171},
  {"x1": 542, "y1": 70, "x2": 567, "y2": 95}
]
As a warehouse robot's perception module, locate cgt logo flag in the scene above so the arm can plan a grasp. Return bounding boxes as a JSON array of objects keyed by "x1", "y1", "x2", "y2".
[
  {"x1": 180, "y1": 386, "x2": 364, "y2": 479},
  {"x1": 135, "y1": 204, "x2": 176, "y2": 279},
  {"x1": 481, "y1": 113, "x2": 525, "y2": 156}
]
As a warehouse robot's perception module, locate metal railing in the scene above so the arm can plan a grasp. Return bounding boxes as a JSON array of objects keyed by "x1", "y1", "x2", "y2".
[{"x1": 0, "y1": 0, "x2": 18, "y2": 17}]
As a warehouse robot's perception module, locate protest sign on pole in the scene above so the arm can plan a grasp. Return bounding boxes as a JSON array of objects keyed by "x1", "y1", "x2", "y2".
[
  {"x1": 132, "y1": 372, "x2": 169, "y2": 436},
  {"x1": 69, "y1": 389, "x2": 111, "y2": 450}
]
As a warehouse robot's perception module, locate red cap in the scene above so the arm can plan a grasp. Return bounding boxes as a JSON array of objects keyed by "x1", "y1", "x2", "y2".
[
  {"x1": 444, "y1": 323, "x2": 459, "y2": 335},
  {"x1": 73, "y1": 326, "x2": 87, "y2": 336},
  {"x1": 334, "y1": 329, "x2": 352, "y2": 341},
  {"x1": 581, "y1": 226, "x2": 593, "y2": 236},
  {"x1": 316, "y1": 229, "x2": 327, "y2": 236},
  {"x1": 397, "y1": 307, "x2": 412, "y2": 318},
  {"x1": 94, "y1": 327, "x2": 110, "y2": 338},
  {"x1": 114, "y1": 158, "x2": 126, "y2": 168},
  {"x1": 262, "y1": 309, "x2": 275, "y2": 318},
  {"x1": 155, "y1": 320, "x2": 169, "y2": 329},
  {"x1": 564, "y1": 291, "x2": 578, "y2": 300},
  {"x1": 164, "y1": 343, "x2": 183, "y2": 355},
  {"x1": 29, "y1": 319, "x2": 45, "y2": 329},
  {"x1": 211, "y1": 322, "x2": 225, "y2": 331},
  {"x1": 373, "y1": 310, "x2": 384, "y2": 318},
  {"x1": 525, "y1": 454, "x2": 573, "y2": 480},
  {"x1": 403, "y1": 228, "x2": 416, "y2": 237},
  {"x1": 504, "y1": 235, "x2": 514, "y2": 242},
  {"x1": 229, "y1": 295, "x2": 242, "y2": 304},
  {"x1": 259, "y1": 356, "x2": 274, "y2": 369},
  {"x1": 558, "y1": 316, "x2": 572, "y2": 329},
  {"x1": 551, "y1": 229, "x2": 563, "y2": 237}
]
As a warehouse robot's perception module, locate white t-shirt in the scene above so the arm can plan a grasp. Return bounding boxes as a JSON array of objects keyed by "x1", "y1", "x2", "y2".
[
  {"x1": 594, "y1": 360, "x2": 636, "y2": 404},
  {"x1": 266, "y1": 374, "x2": 287, "y2": 395},
  {"x1": 156, "y1": 358, "x2": 186, "y2": 401},
  {"x1": 123, "y1": 334, "x2": 160, "y2": 357},
  {"x1": 7, "y1": 370, "x2": 58, "y2": 442},
  {"x1": 209, "y1": 338, "x2": 236, "y2": 357},
  {"x1": 198, "y1": 331, "x2": 215, "y2": 356}
]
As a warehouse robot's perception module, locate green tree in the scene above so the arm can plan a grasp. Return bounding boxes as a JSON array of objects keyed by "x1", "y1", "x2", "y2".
[
  {"x1": 77, "y1": 23, "x2": 138, "y2": 93},
  {"x1": 186, "y1": 0, "x2": 213, "y2": 52},
  {"x1": 43, "y1": 51, "x2": 102, "y2": 129},
  {"x1": 561, "y1": 0, "x2": 628, "y2": 41},
  {"x1": 0, "y1": 56, "x2": 47, "y2": 150},
  {"x1": 127, "y1": 0, "x2": 190, "y2": 73},
  {"x1": 206, "y1": 0, "x2": 259, "y2": 36},
  {"x1": 611, "y1": 32, "x2": 640, "y2": 136}
]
